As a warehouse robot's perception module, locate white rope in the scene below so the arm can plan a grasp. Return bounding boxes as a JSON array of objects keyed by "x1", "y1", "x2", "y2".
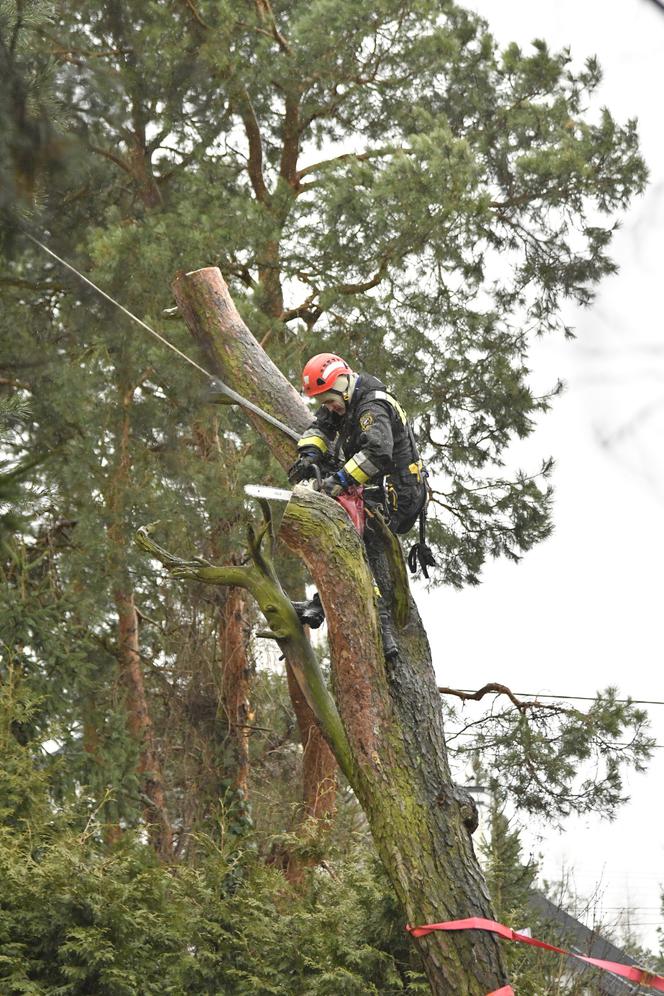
[
  {"x1": 24, "y1": 233, "x2": 215, "y2": 381},
  {"x1": 25, "y1": 232, "x2": 302, "y2": 442}
]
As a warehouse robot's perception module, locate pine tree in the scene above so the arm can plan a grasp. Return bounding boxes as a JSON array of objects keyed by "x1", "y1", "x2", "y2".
[
  {"x1": 9, "y1": 0, "x2": 647, "y2": 580},
  {"x1": 479, "y1": 783, "x2": 538, "y2": 923},
  {"x1": 0, "y1": 1, "x2": 654, "y2": 991}
]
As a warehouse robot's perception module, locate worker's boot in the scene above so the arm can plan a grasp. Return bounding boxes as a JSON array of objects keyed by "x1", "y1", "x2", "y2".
[
  {"x1": 292, "y1": 592, "x2": 326, "y2": 629},
  {"x1": 377, "y1": 597, "x2": 399, "y2": 661}
]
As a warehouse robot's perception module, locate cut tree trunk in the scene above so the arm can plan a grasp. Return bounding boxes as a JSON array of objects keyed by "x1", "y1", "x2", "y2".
[{"x1": 170, "y1": 267, "x2": 509, "y2": 995}]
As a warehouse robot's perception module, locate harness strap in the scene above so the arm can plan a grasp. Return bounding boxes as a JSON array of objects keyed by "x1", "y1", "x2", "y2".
[
  {"x1": 407, "y1": 492, "x2": 437, "y2": 579},
  {"x1": 366, "y1": 389, "x2": 408, "y2": 425},
  {"x1": 365, "y1": 389, "x2": 421, "y2": 470}
]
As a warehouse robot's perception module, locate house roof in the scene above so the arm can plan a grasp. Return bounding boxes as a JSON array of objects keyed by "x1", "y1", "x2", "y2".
[{"x1": 528, "y1": 891, "x2": 649, "y2": 995}]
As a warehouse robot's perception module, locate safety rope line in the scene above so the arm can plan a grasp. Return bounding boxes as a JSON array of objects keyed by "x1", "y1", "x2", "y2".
[
  {"x1": 407, "y1": 917, "x2": 664, "y2": 993},
  {"x1": 24, "y1": 233, "x2": 215, "y2": 382}
]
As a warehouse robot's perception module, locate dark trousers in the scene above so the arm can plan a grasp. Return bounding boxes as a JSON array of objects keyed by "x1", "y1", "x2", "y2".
[{"x1": 384, "y1": 473, "x2": 427, "y2": 535}]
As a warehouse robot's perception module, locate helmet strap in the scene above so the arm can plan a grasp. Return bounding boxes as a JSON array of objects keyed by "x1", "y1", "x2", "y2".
[{"x1": 317, "y1": 373, "x2": 354, "y2": 409}]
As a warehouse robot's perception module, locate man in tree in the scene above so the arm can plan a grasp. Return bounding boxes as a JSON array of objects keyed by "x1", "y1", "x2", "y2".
[
  {"x1": 289, "y1": 352, "x2": 431, "y2": 657},
  {"x1": 290, "y1": 352, "x2": 428, "y2": 533}
]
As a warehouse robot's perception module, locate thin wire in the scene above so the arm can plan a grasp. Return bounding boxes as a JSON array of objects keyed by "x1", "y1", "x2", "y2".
[
  {"x1": 568, "y1": 907, "x2": 662, "y2": 912},
  {"x1": 450, "y1": 689, "x2": 664, "y2": 707},
  {"x1": 24, "y1": 233, "x2": 215, "y2": 382},
  {"x1": 445, "y1": 729, "x2": 664, "y2": 748}
]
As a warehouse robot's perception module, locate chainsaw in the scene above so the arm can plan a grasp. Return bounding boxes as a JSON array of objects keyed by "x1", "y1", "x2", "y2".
[{"x1": 245, "y1": 475, "x2": 366, "y2": 536}]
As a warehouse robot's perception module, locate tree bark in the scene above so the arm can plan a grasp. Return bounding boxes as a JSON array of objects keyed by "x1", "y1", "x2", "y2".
[
  {"x1": 106, "y1": 384, "x2": 172, "y2": 858},
  {"x1": 170, "y1": 267, "x2": 509, "y2": 994},
  {"x1": 218, "y1": 585, "x2": 253, "y2": 800},
  {"x1": 285, "y1": 660, "x2": 337, "y2": 821},
  {"x1": 172, "y1": 267, "x2": 309, "y2": 467},
  {"x1": 113, "y1": 588, "x2": 173, "y2": 857}
]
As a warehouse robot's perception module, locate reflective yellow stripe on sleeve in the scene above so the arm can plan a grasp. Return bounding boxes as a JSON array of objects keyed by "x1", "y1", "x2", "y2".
[
  {"x1": 298, "y1": 434, "x2": 329, "y2": 454},
  {"x1": 343, "y1": 457, "x2": 371, "y2": 484}
]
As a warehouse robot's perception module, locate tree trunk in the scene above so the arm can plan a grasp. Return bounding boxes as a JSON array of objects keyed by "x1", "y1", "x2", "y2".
[
  {"x1": 170, "y1": 267, "x2": 509, "y2": 994},
  {"x1": 272, "y1": 659, "x2": 337, "y2": 886},
  {"x1": 285, "y1": 660, "x2": 337, "y2": 821},
  {"x1": 114, "y1": 588, "x2": 173, "y2": 858},
  {"x1": 285, "y1": 574, "x2": 338, "y2": 824},
  {"x1": 218, "y1": 586, "x2": 253, "y2": 800},
  {"x1": 106, "y1": 385, "x2": 172, "y2": 858}
]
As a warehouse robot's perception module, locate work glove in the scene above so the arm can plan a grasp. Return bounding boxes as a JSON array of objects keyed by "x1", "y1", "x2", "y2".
[
  {"x1": 288, "y1": 452, "x2": 319, "y2": 484},
  {"x1": 317, "y1": 469, "x2": 351, "y2": 497}
]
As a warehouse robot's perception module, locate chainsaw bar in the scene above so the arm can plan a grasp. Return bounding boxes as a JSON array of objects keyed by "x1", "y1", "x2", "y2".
[{"x1": 244, "y1": 484, "x2": 293, "y2": 502}]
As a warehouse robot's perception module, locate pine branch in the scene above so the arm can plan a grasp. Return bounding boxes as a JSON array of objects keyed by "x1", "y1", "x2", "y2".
[
  {"x1": 179, "y1": 0, "x2": 210, "y2": 29},
  {"x1": 254, "y1": 0, "x2": 291, "y2": 55}
]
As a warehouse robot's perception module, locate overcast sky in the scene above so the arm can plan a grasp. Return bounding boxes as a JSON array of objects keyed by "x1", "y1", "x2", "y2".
[{"x1": 418, "y1": 0, "x2": 664, "y2": 950}]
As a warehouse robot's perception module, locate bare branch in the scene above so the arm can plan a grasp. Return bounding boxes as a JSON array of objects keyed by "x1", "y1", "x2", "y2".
[
  {"x1": 0, "y1": 376, "x2": 32, "y2": 390},
  {"x1": 236, "y1": 89, "x2": 270, "y2": 203},
  {"x1": 296, "y1": 145, "x2": 404, "y2": 182},
  {"x1": 281, "y1": 290, "x2": 319, "y2": 323},
  {"x1": 438, "y1": 682, "x2": 576, "y2": 715},
  {"x1": 179, "y1": 0, "x2": 210, "y2": 29},
  {"x1": 88, "y1": 143, "x2": 133, "y2": 175},
  {"x1": 0, "y1": 277, "x2": 63, "y2": 293},
  {"x1": 335, "y1": 257, "x2": 391, "y2": 296}
]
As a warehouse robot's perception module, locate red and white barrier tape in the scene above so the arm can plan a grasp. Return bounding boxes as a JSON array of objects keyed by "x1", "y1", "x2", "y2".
[{"x1": 407, "y1": 916, "x2": 664, "y2": 993}]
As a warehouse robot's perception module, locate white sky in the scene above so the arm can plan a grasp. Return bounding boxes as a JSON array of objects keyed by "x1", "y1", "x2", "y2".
[{"x1": 419, "y1": 0, "x2": 664, "y2": 951}]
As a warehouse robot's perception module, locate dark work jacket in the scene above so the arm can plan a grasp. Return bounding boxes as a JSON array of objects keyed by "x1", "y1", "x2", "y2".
[{"x1": 297, "y1": 374, "x2": 426, "y2": 534}]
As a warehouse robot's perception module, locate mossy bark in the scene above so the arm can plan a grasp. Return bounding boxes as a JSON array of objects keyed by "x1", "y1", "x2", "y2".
[
  {"x1": 171, "y1": 267, "x2": 309, "y2": 468},
  {"x1": 168, "y1": 267, "x2": 509, "y2": 995}
]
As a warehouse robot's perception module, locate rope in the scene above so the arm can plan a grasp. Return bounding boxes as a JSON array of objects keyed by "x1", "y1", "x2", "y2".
[
  {"x1": 407, "y1": 503, "x2": 436, "y2": 579},
  {"x1": 24, "y1": 233, "x2": 215, "y2": 382},
  {"x1": 25, "y1": 232, "x2": 303, "y2": 443}
]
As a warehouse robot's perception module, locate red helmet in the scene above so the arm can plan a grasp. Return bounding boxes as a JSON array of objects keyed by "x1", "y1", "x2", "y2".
[{"x1": 301, "y1": 353, "x2": 352, "y2": 398}]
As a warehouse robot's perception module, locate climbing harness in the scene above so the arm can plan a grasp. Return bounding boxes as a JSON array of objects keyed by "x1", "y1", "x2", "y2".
[
  {"x1": 407, "y1": 503, "x2": 437, "y2": 580},
  {"x1": 404, "y1": 463, "x2": 436, "y2": 579}
]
